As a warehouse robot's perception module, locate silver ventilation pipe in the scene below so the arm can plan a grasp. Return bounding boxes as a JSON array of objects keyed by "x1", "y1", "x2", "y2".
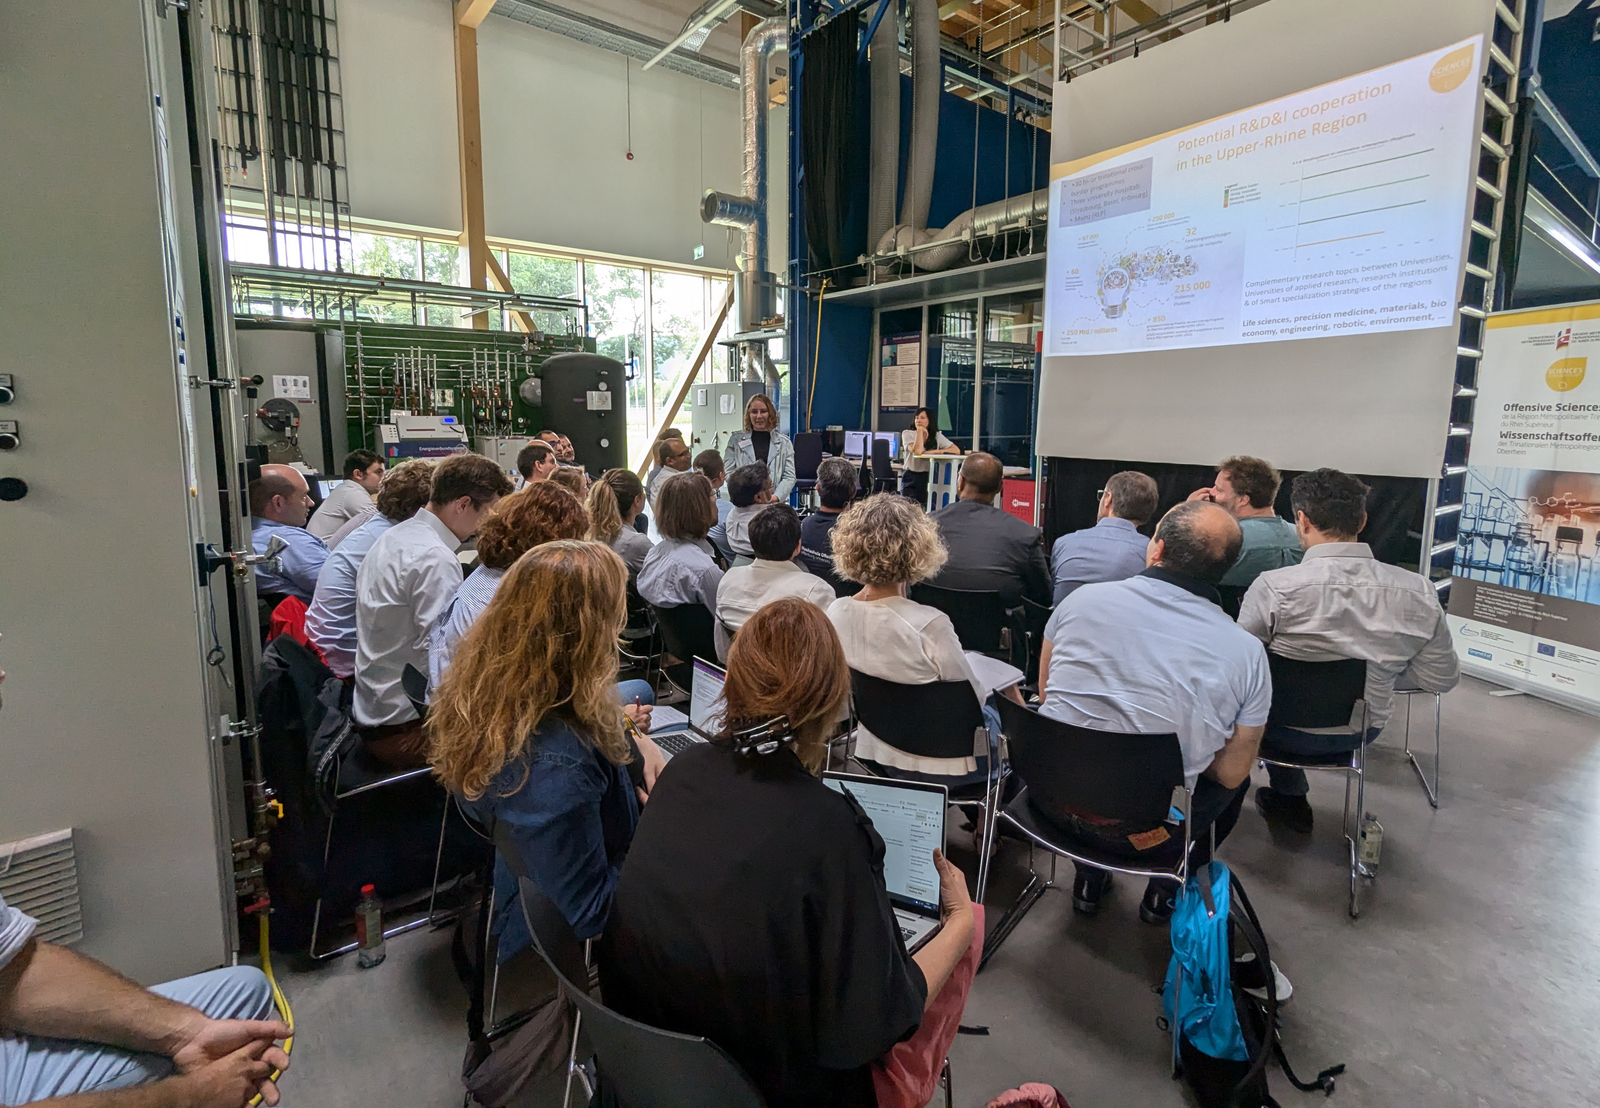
[
  {"x1": 701, "y1": 16, "x2": 788, "y2": 332},
  {"x1": 899, "y1": 0, "x2": 940, "y2": 234},
  {"x1": 866, "y1": 8, "x2": 900, "y2": 254},
  {"x1": 873, "y1": 186, "x2": 1048, "y2": 271}
]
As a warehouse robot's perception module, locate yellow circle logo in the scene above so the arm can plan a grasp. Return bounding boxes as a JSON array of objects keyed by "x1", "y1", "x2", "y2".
[
  {"x1": 1547, "y1": 357, "x2": 1587, "y2": 392},
  {"x1": 1429, "y1": 45, "x2": 1475, "y2": 93}
]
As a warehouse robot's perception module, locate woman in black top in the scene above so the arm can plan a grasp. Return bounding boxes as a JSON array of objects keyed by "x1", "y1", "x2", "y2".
[{"x1": 599, "y1": 599, "x2": 978, "y2": 1108}]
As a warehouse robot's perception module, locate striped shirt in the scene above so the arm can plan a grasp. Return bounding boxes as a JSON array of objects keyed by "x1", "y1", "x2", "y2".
[{"x1": 429, "y1": 564, "x2": 506, "y2": 688}]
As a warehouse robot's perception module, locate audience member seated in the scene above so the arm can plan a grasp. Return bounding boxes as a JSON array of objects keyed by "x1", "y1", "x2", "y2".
[
  {"x1": 599, "y1": 599, "x2": 980, "y2": 1108},
  {"x1": 899, "y1": 406, "x2": 961, "y2": 504},
  {"x1": 249, "y1": 464, "x2": 329, "y2": 604},
  {"x1": 1187, "y1": 455, "x2": 1302, "y2": 593},
  {"x1": 429, "y1": 482, "x2": 589, "y2": 685},
  {"x1": 694, "y1": 449, "x2": 734, "y2": 528},
  {"x1": 430, "y1": 541, "x2": 661, "y2": 943},
  {"x1": 723, "y1": 393, "x2": 795, "y2": 504},
  {"x1": 799, "y1": 457, "x2": 860, "y2": 594},
  {"x1": 715, "y1": 462, "x2": 776, "y2": 560},
  {"x1": 555, "y1": 433, "x2": 576, "y2": 465},
  {"x1": 0, "y1": 889, "x2": 290, "y2": 1107},
  {"x1": 637, "y1": 472, "x2": 724, "y2": 613},
  {"x1": 354, "y1": 454, "x2": 512, "y2": 766},
  {"x1": 714, "y1": 504, "x2": 835, "y2": 659},
  {"x1": 305, "y1": 459, "x2": 434, "y2": 679},
  {"x1": 306, "y1": 449, "x2": 384, "y2": 541},
  {"x1": 546, "y1": 466, "x2": 588, "y2": 499},
  {"x1": 1049, "y1": 470, "x2": 1159, "y2": 604},
  {"x1": 1241, "y1": 468, "x2": 1461, "y2": 833},
  {"x1": 516, "y1": 440, "x2": 558, "y2": 485},
  {"x1": 1039, "y1": 500, "x2": 1269, "y2": 924},
  {"x1": 586, "y1": 468, "x2": 653, "y2": 574},
  {"x1": 927, "y1": 453, "x2": 1051, "y2": 609},
  {"x1": 645, "y1": 434, "x2": 692, "y2": 508},
  {"x1": 828, "y1": 494, "x2": 1021, "y2": 788}
]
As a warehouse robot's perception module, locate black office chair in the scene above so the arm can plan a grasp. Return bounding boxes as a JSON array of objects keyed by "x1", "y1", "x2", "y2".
[
  {"x1": 849, "y1": 670, "x2": 989, "y2": 783},
  {"x1": 648, "y1": 602, "x2": 717, "y2": 696},
  {"x1": 1018, "y1": 596, "x2": 1052, "y2": 689},
  {"x1": 1257, "y1": 653, "x2": 1371, "y2": 918},
  {"x1": 979, "y1": 698, "x2": 1192, "y2": 978},
  {"x1": 869, "y1": 437, "x2": 896, "y2": 494},
  {"x1": 401, "y1": 663, "x2": 429, "y2": 718},
  {"x1": 792, "y1": 432, "x2": 823, "y2": 507},
  {"x1": 618, "y1": 580, "x2": 663, "y2": 686},
  {"x1": 511, "y1": 859, "x2": 769, "y2": 1108},
  {"x1": 909, "y1": 584, "x2": 1026, "y2": 669},
  {"x1": 1217, "y1": 584, "x2": 1247, "y2": 620}
]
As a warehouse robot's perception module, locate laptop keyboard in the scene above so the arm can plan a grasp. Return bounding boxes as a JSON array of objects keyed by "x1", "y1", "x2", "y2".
[
  {"x1": 654, "y1": 731, "x2": 703, "y2": 759},
  {"x1": 899, "y1": 924, "x2": 917, "y2": 943}
]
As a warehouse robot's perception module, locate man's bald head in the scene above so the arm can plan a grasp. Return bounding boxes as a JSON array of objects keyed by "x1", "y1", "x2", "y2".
[
  {"x1": 1151, "y1": 500, "x2": 1242, "y2": 584},
  {"x1": 956, "y1": 452, "x2": 1004, "y2": 503},
  {"x1": 249, "y1": 464, "x2": 313, "y2": 526}
]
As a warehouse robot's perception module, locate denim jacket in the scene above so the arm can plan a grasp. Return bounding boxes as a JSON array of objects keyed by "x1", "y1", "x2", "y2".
[{"x1": 460, "y1": 717, "x2": 639, "y2": 940}]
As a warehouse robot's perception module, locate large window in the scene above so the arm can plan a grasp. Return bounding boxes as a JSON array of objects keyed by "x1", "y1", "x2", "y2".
[
  {"x1": 586, "y1": 263, "x2": 649, "y2": 458},
  {"x1": 651, "y1": 270, "x2": 710, "y2": 435}
]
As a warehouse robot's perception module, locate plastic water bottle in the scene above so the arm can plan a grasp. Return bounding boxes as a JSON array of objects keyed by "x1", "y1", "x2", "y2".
[
  {"x1": 355, "y1": 884, "x2": 386, "y2": 968},
  {"x1": 1357, "y1": 814, "x2": 1384, "y2": 873}
]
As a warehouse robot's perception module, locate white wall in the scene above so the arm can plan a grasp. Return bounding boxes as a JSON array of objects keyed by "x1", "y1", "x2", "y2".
[{"x1": 338, "y1": 0, "x2": 746, "y2": 266}]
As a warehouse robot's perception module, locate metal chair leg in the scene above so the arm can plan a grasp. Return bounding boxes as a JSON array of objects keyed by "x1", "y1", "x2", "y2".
[
  {"x1": 1405, "y1": 692, "x2": 1441, "y2": 808},
  {"x1": 426, "y1": 802, "x2": 452, "y2": 926},
  {"x1": 980, "y1": 849, "x2": 1053, "y2": 970},
  {"x1": 975, "y1": 770, "x2": 1002, "y2": 903},
  {"x1": 942, "y1": 1058, "x2": 953, "y2": 1108},
  {"x1": 561, "y1": 1008, "x2": 582, "y2": 1108},
  {"x1": 1349, "y1": 739, "x2": 1368, "y2": 918},
  {"x1": 307, "y1": 801, "x2": 340, "y2": 959}
]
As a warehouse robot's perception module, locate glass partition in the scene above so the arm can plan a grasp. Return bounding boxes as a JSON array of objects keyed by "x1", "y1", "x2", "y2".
[
  {"x1": 979, "y1": 293, "x2": 1042, "y2": 468},
  {"x1": 926, "y1": 300, "x2": 978, "y2": 451}
]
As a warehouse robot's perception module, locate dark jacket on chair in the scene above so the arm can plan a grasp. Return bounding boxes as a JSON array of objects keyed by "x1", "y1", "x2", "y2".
[{"x1": 927, "y1": 499, "x2": 1052, "y2": 608}]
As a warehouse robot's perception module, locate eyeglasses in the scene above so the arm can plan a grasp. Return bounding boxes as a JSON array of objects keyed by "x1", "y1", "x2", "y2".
[{"x1": 1096, "y1": 488, "x2": 1107, "y2": 501}]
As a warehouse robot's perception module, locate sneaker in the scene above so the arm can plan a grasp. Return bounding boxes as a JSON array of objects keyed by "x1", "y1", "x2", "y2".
[
  {"x1": 1255, "y1": 786, "x2": 1314, "y2": 834},
  {"x1": 1235, "y1": 952, "x2": 1294, "y2": 1004},
  {"x1": 1138, "y1": 880, "x2": 1176, "y2": 925}
]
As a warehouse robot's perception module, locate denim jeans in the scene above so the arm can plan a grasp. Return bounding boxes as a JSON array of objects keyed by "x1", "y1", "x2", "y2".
[
  {"x1": 0, "y1": 967, "x2": 273, "y2": 1106},
  {"x1": 1264, "y1": 725, "x2": 1381, "y2": 797}
]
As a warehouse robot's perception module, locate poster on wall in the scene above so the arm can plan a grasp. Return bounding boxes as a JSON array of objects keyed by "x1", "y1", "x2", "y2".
[
  {"x1": 880, "y1": 334, "x2": 921, "y2": 410},
  {"x1": 1446, "y1": 301, "x2": 1600, "y2": 707}
]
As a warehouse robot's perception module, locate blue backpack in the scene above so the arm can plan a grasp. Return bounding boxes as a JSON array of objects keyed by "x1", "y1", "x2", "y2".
[{"x1": 1162, "y1": 862, "x2": 1343, "y2": 1107}]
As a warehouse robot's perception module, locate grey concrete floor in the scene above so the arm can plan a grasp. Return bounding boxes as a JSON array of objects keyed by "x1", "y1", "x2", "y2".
[{"x1": 270, "y1": 677, "x2": 1600, "y2": 1107}]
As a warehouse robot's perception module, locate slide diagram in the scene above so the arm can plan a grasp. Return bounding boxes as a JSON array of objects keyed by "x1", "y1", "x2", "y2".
[{"x1": 1044, "y1": 36, "x2": 1482, "y2": 357}]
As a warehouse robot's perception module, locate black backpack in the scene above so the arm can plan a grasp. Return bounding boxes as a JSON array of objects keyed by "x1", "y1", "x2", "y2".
[{"x1": 1167, "y1": 867, "x2": 1344, "y2": 1107}]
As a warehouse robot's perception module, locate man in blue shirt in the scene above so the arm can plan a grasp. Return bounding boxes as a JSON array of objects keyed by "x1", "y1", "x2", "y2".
[
  {"x1": 249, "y1": 464, "x2": 328, "y2": 603},
  {"x1": 1040, "y1": 501, "x2": 1271, "y2": 924},
  {"x1": 305, "y1": 458, "x2": 435, "y2": 678},
  {"x1": 1049, "y1": 470, "x2": 1159, "y2": 603}
]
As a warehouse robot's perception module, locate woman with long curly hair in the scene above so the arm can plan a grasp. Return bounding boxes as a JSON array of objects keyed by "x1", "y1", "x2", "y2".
[
  {"x1": 429, "y1": 541, "x2": 654, "y2": 941},
  {"x1": 599, "y1": 599, "x2": 980, "y2": 1108}
]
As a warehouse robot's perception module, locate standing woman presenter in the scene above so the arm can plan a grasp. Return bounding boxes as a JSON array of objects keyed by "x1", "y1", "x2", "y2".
[{"x1": 724, "y1": 393, "x2": 795, "y2": 505}]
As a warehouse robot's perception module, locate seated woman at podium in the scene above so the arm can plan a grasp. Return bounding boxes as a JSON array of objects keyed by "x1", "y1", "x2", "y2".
[{"x1": 900, "y1": 407, "x2": 961, "y2": 505}]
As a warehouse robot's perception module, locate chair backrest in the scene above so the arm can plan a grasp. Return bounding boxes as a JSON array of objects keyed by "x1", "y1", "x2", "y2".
[
  {"x1": 792, "y1": 432, "x2": 822, "y2": 480},
  {"x1": 850, "y1": 670, "x2": 985, "y2": 761},
  {"x1": 649, "y1": 603, "x2": 718, "y2": 668},
  {"x1": 870, "y1": 437, "x2": 894, "y2": 480},
  {"x1": 909, "y1": 584, "x2": 1009, "y2": 654},
  {"x1": 995, "y1": 697, "x2": 1184, "y2": 824},
  {"x1": 1265, "y1": 653, "x2": 1367, "y2": 730},
  {"x1": 400, "y1": 663, "x2": 429, "y2": 718}
]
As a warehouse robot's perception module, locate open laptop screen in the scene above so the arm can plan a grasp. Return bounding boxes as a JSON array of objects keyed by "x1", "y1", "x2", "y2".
[
  {"x1": 822, "y1": 776, "x2": 945, "y2": 913},
  {"x1": 689, "y1": 658, "x2": 726, "y2": 737},
  {"x1": 842, "y1": 430, "x2": 869, "y2": 458}
]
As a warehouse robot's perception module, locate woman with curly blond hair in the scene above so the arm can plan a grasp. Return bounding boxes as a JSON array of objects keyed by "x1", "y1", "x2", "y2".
[
  {"x1": 429, "y1": 541, "x2": 658, "y2": 941},
  {"x1": 827, "y1": 494, "x2": 1020, "y2": 786}
]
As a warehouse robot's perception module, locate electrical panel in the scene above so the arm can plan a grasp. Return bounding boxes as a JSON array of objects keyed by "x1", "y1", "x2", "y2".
[
  {"x1": 235, "y1": 323, "x2": 347, "y2": 474},
  {"x1": 690, "y1": 381, "x2": 764, "y2": 459}
]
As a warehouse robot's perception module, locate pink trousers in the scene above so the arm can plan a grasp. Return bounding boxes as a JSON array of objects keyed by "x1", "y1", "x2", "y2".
[{"x1": 871, "y1": 905, "x2": 986, "y2": 1108}]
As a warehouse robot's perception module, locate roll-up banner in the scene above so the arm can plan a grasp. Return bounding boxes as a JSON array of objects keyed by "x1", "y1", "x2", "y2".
[{"x1": 1447, "y1": 301, "x2": 1600, "y2": 709}]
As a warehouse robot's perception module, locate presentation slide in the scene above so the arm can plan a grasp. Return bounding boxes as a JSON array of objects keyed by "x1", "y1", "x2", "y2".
[{"x1": 1043, "y1": 36, "x2": 1482, "y2": 357}]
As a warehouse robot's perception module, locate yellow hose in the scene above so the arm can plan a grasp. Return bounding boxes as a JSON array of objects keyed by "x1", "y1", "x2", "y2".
[{"x1": 249, "y1": 911, "x2": 294, "y2": 1108}]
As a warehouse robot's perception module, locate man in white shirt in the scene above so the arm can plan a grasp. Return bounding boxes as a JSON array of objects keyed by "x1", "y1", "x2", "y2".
[
  {"x1": 306, "y1": 450, "x2": 385, "y2": 541},
  {"x1": 1040, "y1": 501, "x2": 1270, "y2": 923},
  {"x1": 714, "y1": 505, "x2": 835, "y2": 660},
  {"x1": 1240, "y1": 468, "x2": 1460, "y2": 833},
  {"x1": 354, "y1": 452, "x2": 512, "y2": 766},
  {"x1": 716, "y1": 463, "x2": 776, "y2": 561}
]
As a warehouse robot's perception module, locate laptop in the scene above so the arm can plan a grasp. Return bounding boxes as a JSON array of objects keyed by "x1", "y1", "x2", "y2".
[
  {"x1": 843, "y1": 430, "x2": 870, "y2": 459},
  {"x1": 651, "y1": 658, "x2": 726, "y2": 760},
  {"x1": 822, "y1": 773, "x2": 948, "y2": 953},
  {"x1": 316, "y1": 478, "x2": 344, "y2": 499}
]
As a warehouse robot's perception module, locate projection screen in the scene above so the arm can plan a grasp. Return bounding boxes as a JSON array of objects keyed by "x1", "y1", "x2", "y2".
[{"x1": 1036, "y1": 0, "x2": 1501, "y2": 478}]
